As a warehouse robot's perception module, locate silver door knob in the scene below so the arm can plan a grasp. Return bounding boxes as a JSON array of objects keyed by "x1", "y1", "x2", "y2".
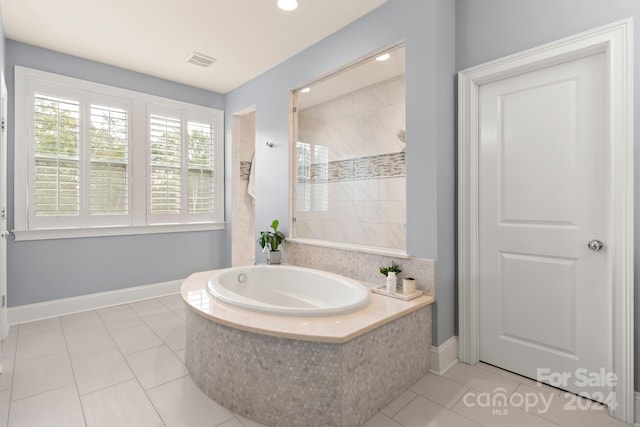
[{"x1": 587, "y1": 240, "x2": 603, "y2": 252}]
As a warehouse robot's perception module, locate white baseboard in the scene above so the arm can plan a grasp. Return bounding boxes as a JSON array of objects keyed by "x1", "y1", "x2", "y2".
[
  {"x1": 8, "y1": 279, "x2": 183, "y2": 325},
  {"x1": 430, "y1": 336, "x2": 459, "y2": 375},
  {"x1": 634, "y1": 391, "x2": 640, "y2": 426}
]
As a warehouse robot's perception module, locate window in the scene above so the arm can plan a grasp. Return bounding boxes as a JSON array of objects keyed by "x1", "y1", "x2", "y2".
[
  {"x1": 149, "y1": 111, "x2": 183, "y2": 217},
  {"x1": 296, "y1": 142, "x2": 311, "y2": 212},
  {"x1": 295, "y1": 141, "x2": 328, "y2": 213},
  {"x1": 187, "y1": 120, "x2": 216, "y2": 214},
  {"x1": 34, "y1": 96, "x2": 130, "y2": 220},
  {"x1": 15, "y1": 67, "x2": 224, "y2": 240},
  {"x1": 147, "y1": 106, "x2": 219, "y2": 223},
  {"x1": 33, "y1": 93, "x2": 81, "y2": 218},
  {"x1": 89, "y1": 103, "x2": 129, "y2": 217},
  {"x1": 27, "y1": 82, "x2": 133, "y2": 230}
]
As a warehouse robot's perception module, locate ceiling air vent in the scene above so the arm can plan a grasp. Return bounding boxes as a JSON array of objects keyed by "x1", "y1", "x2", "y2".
[{"x1": 187, "y1": 52, "x2": 217, "y2": 67}]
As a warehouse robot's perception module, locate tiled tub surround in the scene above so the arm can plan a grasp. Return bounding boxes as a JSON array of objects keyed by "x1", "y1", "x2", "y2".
[
  {"x1": 294, "y1": 156, "x2": 406, "y2": 250},
  {"x1": 295, "y1": 75, "x2": 406, "y2": 250},
  {"x1": 181, "y1": 270, "x2": 434, "y2": 426},
  {"x1": 284, "y1": 241, "x2": 435, "y2": 295}
]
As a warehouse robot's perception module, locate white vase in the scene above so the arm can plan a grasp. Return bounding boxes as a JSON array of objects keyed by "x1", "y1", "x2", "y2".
[
  {"x1": 267, "y1": 250, "x2": 281, "y2": 265},
  {"x1": 386, "y1": 272, "x2": 397, "y2": 294}
]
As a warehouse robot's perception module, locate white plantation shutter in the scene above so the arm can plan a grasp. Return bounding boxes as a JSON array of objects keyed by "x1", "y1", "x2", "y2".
[
  {"x1": 33, "y1": 94, "x2": 81, "y2": 218},
  {"x1": 148, "y1": 107, "x2": 220, "y2": 223},
  {"x1": 29, "y1": 87, "x2": 133, "y2": 229},
  {"x1": 90, "y1": 104, "x2": 129, "y2": 216},
  {"x1": 149, "y1": 113, "x2": 182, "y2": 215},
  {"x1": 16, "y1": 67, "x2": 224, "y2": 236},
  {"x1": 313, "y1": 145, "x2": 328, "y2": 212},
  {"x1": 296, "y1": 142, "x2": 311, "y2": 212},
  {"x1": 188, "y1": 121, "x2": 215, "y2": 214}
]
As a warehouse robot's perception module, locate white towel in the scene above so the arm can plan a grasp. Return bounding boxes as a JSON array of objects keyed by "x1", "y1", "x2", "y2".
[{"x1": 247, "y1": 151, "x2": 256, "y2": 205}]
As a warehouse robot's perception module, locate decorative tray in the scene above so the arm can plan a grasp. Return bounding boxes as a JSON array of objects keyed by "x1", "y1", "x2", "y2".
[{"x1": 371, "y1": 285, "x2": 424, "y2": 301}]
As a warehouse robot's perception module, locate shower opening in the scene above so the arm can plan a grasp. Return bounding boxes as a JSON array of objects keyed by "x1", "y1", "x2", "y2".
[{"x1": 231, "y1": 108, "x2": 256, "y2": 266}]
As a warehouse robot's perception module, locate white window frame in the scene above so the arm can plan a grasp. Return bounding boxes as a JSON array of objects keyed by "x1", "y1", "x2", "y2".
[
  {"x1": 27, "y1": 80, "x2": 135, "y2": 229},
  {"x1": 14, "y1": 66, "x2": 225, "y2": 241}
]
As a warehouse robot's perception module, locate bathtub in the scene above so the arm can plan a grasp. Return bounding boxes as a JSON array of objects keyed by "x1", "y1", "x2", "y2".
[{"x1": 206, "y1": 264, "x2": 370, "y2": 316}]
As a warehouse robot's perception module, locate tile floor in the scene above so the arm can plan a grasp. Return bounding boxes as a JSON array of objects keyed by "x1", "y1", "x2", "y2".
[{"x1": 0, "y1": 294, "x2": 630, "y2": 426}]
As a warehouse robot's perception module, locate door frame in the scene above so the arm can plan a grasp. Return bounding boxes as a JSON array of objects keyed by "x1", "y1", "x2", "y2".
[
  {"x1": 458, "y1": 19, "x2": 634, "y2": 423},
  {"x1": 0, "y1": 70, "x2": 6, "y2": 341}
]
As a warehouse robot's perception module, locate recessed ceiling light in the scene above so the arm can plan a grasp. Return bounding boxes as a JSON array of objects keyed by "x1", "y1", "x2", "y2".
[
  {"x1": 301, "y1": 87, "x2": 311, "y2": 93},
  {"x1": 375, "y1": 53, "x2": 391, "y2": 61},
  {"x1": 277, "y1": 0, "x2": 298, "y2": 11}
]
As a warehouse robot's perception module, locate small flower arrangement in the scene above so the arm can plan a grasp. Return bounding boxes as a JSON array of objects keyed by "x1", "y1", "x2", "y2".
[{"x1": 379, "y1": 261, "x2": 402, "y2": 277}]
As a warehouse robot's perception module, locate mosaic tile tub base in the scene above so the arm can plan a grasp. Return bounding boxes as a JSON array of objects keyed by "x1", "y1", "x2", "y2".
[{"x1": 185, "y1": 305, "x2": 432, "y2": 427}]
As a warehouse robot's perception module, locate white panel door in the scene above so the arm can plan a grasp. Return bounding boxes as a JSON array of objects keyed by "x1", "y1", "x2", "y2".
[{"x1": 479, "y1": 52, "x2": 611, "y2": 399}]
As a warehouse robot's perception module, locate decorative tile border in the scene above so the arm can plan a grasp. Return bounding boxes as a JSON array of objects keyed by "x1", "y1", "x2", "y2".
[
  {"x1": 353, "y1": 151, "x2": 406, "y2": 181},
  {"x1": 239, "y1": 161, "x2": 251, "y2": 181},
  {"x1": 301, "y1": 151, "x2": 405, "y2": 183}
]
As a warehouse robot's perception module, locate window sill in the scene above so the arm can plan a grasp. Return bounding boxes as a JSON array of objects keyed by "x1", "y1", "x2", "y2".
[{"x1": 12, "y1": 222, "x2": 225, "y2": 241}]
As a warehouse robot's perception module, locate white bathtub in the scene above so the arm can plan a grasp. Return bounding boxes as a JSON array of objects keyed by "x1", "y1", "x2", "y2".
[{"x1": 206, "y1": 265, "x2": 370, "y2": 316}]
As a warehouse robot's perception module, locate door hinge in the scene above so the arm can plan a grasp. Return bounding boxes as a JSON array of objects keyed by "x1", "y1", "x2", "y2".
[
  {"x1": 1, "y1": 207, "x2": 5, "y2": 220},
  {"x1": 292, "y1": 107, "x2": 297, "y2": 113},
  {"x1": 1, "y1": 296, "x2": 6, "y2": 308},
  {"x1": 1, "y1": 119, "x2": 5, "y2": 132}
]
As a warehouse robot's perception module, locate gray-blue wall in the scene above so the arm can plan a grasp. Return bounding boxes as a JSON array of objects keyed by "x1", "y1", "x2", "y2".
[
  {"x1": 224, "y1": 0, "x2": 457, "y2": 347},
  {"x1": 6, "y1": 41, "x2": 228, "y2": 306},
  {"x1": 456, "y1": 0, "x2": 639, "y2": 391}
]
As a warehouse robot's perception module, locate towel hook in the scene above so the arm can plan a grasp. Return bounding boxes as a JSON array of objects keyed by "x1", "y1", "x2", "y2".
[{"x1": 266, "y1": 141, "x2": 274, "y2": 148}]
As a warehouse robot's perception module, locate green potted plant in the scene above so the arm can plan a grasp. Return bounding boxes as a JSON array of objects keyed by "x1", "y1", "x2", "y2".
[
  {"x1": 258, "y1": 219, "x2": 286, "y2": 264},
  {"x1": 379, "y1": 261, "x2": 402, "y2": 277}
]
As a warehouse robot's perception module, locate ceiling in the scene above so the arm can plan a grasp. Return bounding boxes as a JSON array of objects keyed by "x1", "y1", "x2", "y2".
[{"x1": 0, "y1": 0, "x2": 388, "y2": 94}]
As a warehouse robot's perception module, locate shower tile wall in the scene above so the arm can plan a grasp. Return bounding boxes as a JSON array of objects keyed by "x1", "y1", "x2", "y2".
[
  {"x1": 296, "y1": 75, "x2": 406, "y2": 250},
  {"x1": 231, "y1": 111, "x2": 256, "y2": 266}
]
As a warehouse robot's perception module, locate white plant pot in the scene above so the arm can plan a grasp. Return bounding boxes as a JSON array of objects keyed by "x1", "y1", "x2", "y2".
[
  {"x1": 267, "y1": 250, "x2": 281, "y2": 265},
  {"x1": 386, "y1": 273, "x2": 397, "y2": 294}
]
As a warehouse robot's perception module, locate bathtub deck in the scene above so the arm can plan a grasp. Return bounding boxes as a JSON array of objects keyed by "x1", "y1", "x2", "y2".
[{"x1": 181, "y1": 269, "x2": 434, "y2": 343}]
